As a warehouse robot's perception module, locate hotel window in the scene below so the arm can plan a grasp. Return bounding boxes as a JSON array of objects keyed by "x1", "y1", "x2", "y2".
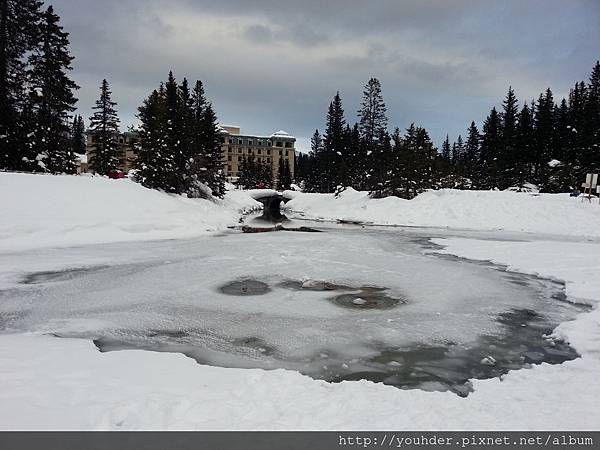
[
  {"x1": 238, "y1": 156, "x2": 242, "y2": 161},
  {"x1": 238, "y1": 139, "x2": 243, "y2": 145},
  {"x1": 228, "y1": 155, "x2": 232, "y2": 161},
  {"x1": 228, "y1": 165, "x2": 232, "y2": 171},
  {"x1": 268, "y1": 141, "x2": 272, "y2": 147},
  {"x1": 258, "y1": 140, "x2": 263, "y2": 146},
  {"x1": 248, "y1": 140, "x2": 253, "y2": 146},
  {"x1": 257, "y1": 149, "x2": 262, "y2": 154},
  {"x1": 285, "y1": 142, "x2": 292, "y2": 148},
  {"x1": 276, "y1": 141, "x2": 283, "y2": 147},
  {"x1": 279, "y1": 150, "x2": 283, "y2": 156},
  {"x1": 228, "y1": 147, "x2": 232, "y2": 153},
  {"x1": 267, "y1": 149, "x2": 271, "y2": 155},
  {"x1": 267, "y1": 158, "x2": 271, "y2": 163},
  {"x1": 229, "y1": 139, "x2": 233, "y2": 144}
]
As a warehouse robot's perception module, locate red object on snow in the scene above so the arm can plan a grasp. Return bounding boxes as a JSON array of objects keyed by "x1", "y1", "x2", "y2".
[{"x1": 108, "y1": 171, "x2": 125, "y2": 179}]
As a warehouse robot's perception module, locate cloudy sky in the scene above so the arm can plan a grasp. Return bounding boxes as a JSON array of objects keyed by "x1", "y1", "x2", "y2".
[{"x1": 52, "y1": 0, "x2": 599, "y2": 151}]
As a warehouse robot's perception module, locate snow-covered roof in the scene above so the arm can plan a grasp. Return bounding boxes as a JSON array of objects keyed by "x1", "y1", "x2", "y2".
[{"x1": 270, "y1": 130, "x2": 295, "y2": 139}]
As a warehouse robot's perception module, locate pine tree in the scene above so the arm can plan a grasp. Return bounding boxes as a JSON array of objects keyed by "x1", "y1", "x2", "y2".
[
  {"x1": 358, "y1": 78, "x2": 388, "y2": 144},
  {"x1": 199, "y1": 102, "x2": 225, "y2": 197},
  {"x1": 463, "y1": 121, "x2": 480, "y2": 187},
  {"x1": 306, "y1": 129, "x2": 323, "y2": 192},
  {"x1": 515, "y1": 102, "x2": 535, "y2": 185},
  {"x1": 479, "y1": 107, "x2": 502, "y2": 189},
  {"x1": 323, "y1": 92, "x2": 347, "y2": 190},
  {"x1": 582, "y1": 61, "x2": 600, "y2": 173},
  {"x1": 452, "y1": 135, "x2": 464, "y2": 165},
  {"x1": 70, "y1": 115, "x2": 86, "y2": 156},
  {"x1": 88, "y1": 79, "x2": 120, "y2": 175},
  {"x1": 358, "y1": 78, "x2": 389, "y2": 194},
  {"x1": 441, "y1": 135, "x2": 451, "y2": 161},
  {"x1": 0, "y1": 0, "x2": 42, "y2": 170},
  {"x1": 135, "y1": 86, "x2": 173, "y2": 190},
  {"x1": 534, "y1": 88, "x2": 555, "y2": 188},
  {"x1": 24, "y1": 5, "x2": 78, "y2": 173},
  {"x1": 499, "y1": 86, "x2": 519, "y2": 189}
]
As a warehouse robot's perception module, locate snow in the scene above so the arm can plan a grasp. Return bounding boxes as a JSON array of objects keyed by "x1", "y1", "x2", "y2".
[
  {"x1": 2, "y1": 229, "x2": 600, "y2": 431},
  {"x1": 1, "y1": 174, "x2": 600, "y2": 430},
  {"x1": 285, "y1": 188, "x2": 600, "y2": 237},
  {"x1": 0, "y1": 172, "x2": 260, "y2": 253}
]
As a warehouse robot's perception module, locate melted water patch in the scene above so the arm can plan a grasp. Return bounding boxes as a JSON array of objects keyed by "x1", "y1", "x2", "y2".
[{"x1": 220, "y1": 279, "x2": 272, "y2": 296}]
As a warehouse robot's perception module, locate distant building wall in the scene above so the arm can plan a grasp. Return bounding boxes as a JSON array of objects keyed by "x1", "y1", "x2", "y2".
[
  {"x1": 85, "y1": 132, "x2": 139, "y2": 173},
  {"x1": 220, "y1": 128, "x2": 296, "y2": 184}
]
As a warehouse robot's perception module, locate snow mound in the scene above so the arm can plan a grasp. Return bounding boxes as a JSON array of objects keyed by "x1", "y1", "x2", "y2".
[
  {"x1": 0, "y1": 172, "x2": 260, "y2": 253},
  {"x1": 286, "y1": 188, "x2": 600, "y2": 237}
]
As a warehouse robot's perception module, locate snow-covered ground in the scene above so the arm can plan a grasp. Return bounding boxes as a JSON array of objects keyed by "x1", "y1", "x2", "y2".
[
  {"x1": 285, "y1": 188, "x2": 600, "y2": 237},
  {"x1": 1, "y1": 174, "x2": 599, "y2": 430},
  {"x1": 0, "y1": 172, "x2": 260, "y2": 253}
]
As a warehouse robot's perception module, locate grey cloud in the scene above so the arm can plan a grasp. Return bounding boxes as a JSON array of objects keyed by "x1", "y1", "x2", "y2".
[{"x1": 50, "y1": 0, "x2": 600, "y2": 150}]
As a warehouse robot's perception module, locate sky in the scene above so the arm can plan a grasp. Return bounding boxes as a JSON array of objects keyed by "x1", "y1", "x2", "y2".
[{"x1": 52, "y1": 0, "x2": 600, "y2": 152}]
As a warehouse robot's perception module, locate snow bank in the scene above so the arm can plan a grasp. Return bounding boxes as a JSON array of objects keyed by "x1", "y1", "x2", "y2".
[
  {"x1": 0, "y1": 173, "x2": 260, "y2": 253},
  {"x1": 286, "y1": 188, "x2": 600, "y2": 237}
]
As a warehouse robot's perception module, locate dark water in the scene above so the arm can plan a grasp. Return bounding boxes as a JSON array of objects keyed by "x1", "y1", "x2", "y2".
[{"x1": 91, "y1": 274, "x2": 582, "y2": 397}]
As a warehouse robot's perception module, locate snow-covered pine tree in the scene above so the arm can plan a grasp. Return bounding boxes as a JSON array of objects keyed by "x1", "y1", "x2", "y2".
[
  {"x1": 358, "y1": 78, "x2": 389, "y2": 195},
  {"x1": 70, "y1": 115, "x2": 86, "y2": 156},
  {"x1": 135, "y1": 86, "x2": 174, "y2": 190},
  {"x1": 88, "y1": 79, "x2": 120, "y2": 175},
  {"x1": 323, "y1": 91, "x2": 346, "y2": 191},
  {"x1": 198, "y1": 102, "x2": 225, "y2": 197},
  {"x1": 25, "y1": 5, "x2": 78, "y2": 174},
  {"x1": 0, "y1": 0, "x2": 42, "y2": 170}
]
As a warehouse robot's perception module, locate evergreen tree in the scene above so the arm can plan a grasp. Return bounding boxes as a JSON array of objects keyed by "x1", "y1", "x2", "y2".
[
  {"x1": 277, "y1": 158, "x2": 292, "y2": 190},
  {"x1": 358, "y1": 78, "x2": 388, "y2": 144},
  {"x1": 70, "y1": 114, "x2": 86, "y2": 156},
  {"x1": 0, "y1": 0, "x2": 42, "y2": 170},
  {"x1": 88, "y1": 79, "x2": 120, "y2": 175},
  {"x1": 479, "y1": 107, "x2": 502, "y2": 189},
  {"x1": 358, "y1": 78, "x2": 389, "y2": 194},
  {"x1": 135, "y1": 86, "x2": 173, "y2": 191},
  {"x1": 441, "y1": 135, "x2": 451, "y2": 161},
  {"x1": 24, "y1": 5, "x2": 78, "y2": 173},
  {"x1": 499, "y1": 86, "x2": 519, "y2": 188},
  {"x1": 582, "y1": 61, "x2": 600, "y2": 174},
  {"x1": 323, "y1": 92, "x2": 347, "y2": 191},
  {"x1": 198, "y1": 102, "x2": 225, "y2": 197},
  {"x1": 463, "y1": 121, "x2": 481, "y2": 187},
  {"x1": 534, "y1": 88, "x2": 555, "y2": 188},
  {"x1": 452, "y1": 135, "x2": 464, "y2": 165},
  {"x1": 515, "y1": 102, "x2": 535, "y2": 185},
  {"x1": 305, "y1": 129, "x2": 323, "y2": 192}
]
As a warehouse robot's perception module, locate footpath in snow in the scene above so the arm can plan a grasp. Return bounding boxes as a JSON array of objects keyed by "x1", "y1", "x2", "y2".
[{"x1": 285, "y1": 188, "x2": 600, "y2": 238}]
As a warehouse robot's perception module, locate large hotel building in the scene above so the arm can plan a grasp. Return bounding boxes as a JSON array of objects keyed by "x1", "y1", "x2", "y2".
[
  {"x1": 219, "y1": 126, "x2": 295, "y2": 182},
  {"x1": 84, "y1": 126, "x2": 295, "y2": 183}
]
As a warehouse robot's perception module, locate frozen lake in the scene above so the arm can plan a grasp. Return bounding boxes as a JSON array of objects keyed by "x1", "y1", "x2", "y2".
[{"x1": 0, "y1": 220, "x2": 582, "y2": 395}]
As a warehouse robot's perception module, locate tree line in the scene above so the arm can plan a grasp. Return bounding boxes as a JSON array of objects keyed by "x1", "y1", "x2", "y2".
[{"x1": 296, "y1": 63, "x2": 600, "y2": 197}]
